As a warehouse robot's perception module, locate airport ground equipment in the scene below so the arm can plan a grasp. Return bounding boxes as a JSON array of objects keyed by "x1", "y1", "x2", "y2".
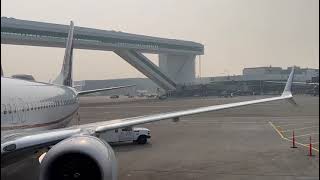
[{"x1": 100, "y1": 127, "x2": 151, "y2": 144}]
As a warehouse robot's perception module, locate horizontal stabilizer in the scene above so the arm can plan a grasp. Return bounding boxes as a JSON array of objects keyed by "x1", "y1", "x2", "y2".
[{"x1": 77, "y1": 85, "x2": 136, "y2": 95}]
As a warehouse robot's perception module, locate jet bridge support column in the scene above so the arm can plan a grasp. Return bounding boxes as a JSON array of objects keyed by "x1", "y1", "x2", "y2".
[
  {"x1": 159, "y1": 53, "x2": 196, "y2": 85},
  {"x1": 114, "y1": 50, "x2": 176, "y2": 91}
]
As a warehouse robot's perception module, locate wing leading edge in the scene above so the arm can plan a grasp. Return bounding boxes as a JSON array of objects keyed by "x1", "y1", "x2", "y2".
[
  {"x1": 92, "y1": 66, "x2": 294, "y2": 132},
  {"x1": 1, "y1": 67, "x2": 295, "y2": 164}
]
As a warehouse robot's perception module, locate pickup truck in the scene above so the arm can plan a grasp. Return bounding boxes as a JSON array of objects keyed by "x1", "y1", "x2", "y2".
[{"x1": 100, "y1": 127, "x2": 151, "y2": 144}]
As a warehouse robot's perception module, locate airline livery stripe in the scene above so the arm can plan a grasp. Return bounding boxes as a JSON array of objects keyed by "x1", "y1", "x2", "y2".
[{"x1": 1, "y1": 109, "x2": 78, "y2": 131}]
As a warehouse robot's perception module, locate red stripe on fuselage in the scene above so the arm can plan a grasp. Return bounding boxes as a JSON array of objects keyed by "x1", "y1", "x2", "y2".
[{"x1": 1, "y1": 109, "x2": 78, "y2": 131}]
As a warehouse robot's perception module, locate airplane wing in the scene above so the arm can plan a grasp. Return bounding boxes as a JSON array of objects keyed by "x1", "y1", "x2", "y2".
[
  {"x1": 1, "y1": 68, "x2": 295, "y2": 166},
  {"x1": 77, "y1": 85, "x2": 136, "y2": 95}
]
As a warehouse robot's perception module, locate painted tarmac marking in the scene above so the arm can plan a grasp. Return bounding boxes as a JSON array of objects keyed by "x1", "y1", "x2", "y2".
[
  {"x1": 269, "y1": 122, "x2": 319, "y2": 152},
  {"x1": 280, "y1": 126, "x2": 319, "y2": 133},
  {"x1": 294, "y1": 133, "x2": 319, "y2": 138},
  {"x1": 276, "y1": 122, "x2": 317, "y2": 127}
]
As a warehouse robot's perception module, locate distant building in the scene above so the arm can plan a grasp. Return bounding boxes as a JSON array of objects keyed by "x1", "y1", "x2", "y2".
[{"x1": 200, "y1": 66, "x2": 319, "y2": 83}]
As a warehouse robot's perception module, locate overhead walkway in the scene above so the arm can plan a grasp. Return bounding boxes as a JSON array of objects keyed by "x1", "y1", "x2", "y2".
[{"x1": 1, "y1": 17, "x2": 204, "y2": 91}]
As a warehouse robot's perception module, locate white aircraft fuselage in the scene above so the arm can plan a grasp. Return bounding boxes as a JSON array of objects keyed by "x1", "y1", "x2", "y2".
[{"x1": 1, "y1": 77, "x2": 79, "y2": 138}]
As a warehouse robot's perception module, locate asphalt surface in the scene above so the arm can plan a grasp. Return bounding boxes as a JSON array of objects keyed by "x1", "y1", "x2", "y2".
[{"x1": 2, "y1": 95, "x2": 319, "y2": 180}]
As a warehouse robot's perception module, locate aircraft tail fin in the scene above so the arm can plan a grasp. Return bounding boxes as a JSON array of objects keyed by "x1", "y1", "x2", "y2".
[{"x1": 53, "y1": 21, "x2": 75, "y2": 87}]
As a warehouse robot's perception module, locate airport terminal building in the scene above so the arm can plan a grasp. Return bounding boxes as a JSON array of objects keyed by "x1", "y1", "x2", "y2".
[
  {"x1": 76, "y1": 66, "x2": 318, "y2": 97},
  {"x1": 202, "y1": 66, "x2": 319, "y2": 83}
]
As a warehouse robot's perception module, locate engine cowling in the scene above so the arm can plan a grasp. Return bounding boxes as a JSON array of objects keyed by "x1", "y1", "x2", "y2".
[{"x1": 39, "y1": 135, "x2": 117, "y2": 180}]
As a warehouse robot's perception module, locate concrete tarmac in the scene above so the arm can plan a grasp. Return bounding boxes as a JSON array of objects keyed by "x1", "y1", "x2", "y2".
[{"x1": 2, "y1": 95, "x2": 319, "y2": 180}]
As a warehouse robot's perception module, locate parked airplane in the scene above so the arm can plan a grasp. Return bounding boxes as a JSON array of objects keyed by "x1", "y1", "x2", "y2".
[{"x1": 1, "y1": 21, "x2": 296, "y2": 180}]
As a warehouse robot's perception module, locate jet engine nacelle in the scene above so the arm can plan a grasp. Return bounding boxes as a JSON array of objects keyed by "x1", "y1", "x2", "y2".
[{"x1": 39, "y1": 135, "x2": 117, "y2": 180}]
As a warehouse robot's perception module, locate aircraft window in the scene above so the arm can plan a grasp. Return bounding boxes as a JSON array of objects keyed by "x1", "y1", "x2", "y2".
[
  {"x1": 1, "y1": 104, "x2": 7, "y2": 115},
  {"x1": 115, "y1": 129, "x2": 118, "y2": 133},
  {"x1": 8, "y1": 107, "x2": 12, "y2": 114}
]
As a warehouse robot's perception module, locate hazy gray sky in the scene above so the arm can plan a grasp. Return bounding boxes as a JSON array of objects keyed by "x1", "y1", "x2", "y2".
[{"x1": 1, "y1": 0, "x2": 319, "y2": 82}]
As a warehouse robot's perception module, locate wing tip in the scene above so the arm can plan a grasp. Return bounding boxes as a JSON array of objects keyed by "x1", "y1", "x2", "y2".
[
  {"x1": 281, "y1": 66, "x2": 295, "y2": 97},
  {"x1": 281, "y1": 66, "x2": 297, "y2": 106}
]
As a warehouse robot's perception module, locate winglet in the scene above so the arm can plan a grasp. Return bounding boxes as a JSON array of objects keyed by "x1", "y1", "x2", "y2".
[{"x1": 281, "y1": 67, "x2": 297, "y2": 105}]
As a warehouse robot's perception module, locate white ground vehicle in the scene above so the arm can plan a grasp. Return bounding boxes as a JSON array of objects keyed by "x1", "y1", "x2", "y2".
[{"x1": 100, "y1": 127, "x2": 151, "y2": 144}]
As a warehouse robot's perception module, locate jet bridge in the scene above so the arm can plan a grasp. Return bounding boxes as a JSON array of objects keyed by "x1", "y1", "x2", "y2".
[{"x1": 1, "y1": 17, "x2": 204, "y2": 91}]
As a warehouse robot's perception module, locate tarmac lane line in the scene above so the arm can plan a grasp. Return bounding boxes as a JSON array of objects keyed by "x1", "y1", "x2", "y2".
[
  {"x1": 269, "y1": 122, "x2": 319, "y2": 152},
  {"x1": 276, "y1": 122, "x2": 318, "y2": 127},
  {"x1": 294, "y1": 133, "x2": 319, "y2": 138},
  {"x1": 280, "y1": 126, "x2": 319, "y2": 133}
]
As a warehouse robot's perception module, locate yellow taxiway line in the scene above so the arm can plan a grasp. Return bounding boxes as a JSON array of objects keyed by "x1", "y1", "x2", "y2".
[{"x1": 269, "y1": 121, "x2": 319, "y2": 152}]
